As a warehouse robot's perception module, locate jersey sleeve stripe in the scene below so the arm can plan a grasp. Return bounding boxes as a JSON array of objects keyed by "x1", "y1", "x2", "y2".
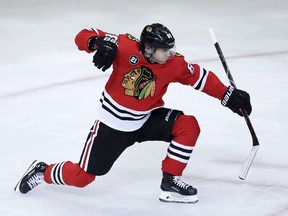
[{"x1": 192, "y1": 68, "x2": 209, "y2": 91}]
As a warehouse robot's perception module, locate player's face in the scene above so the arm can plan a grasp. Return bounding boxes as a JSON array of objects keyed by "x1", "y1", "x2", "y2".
[{"x1": 150, "y1": 47, "x2": 175, "y2": 64}]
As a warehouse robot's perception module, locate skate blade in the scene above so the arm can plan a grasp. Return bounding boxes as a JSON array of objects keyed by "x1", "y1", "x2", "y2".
[
  {"x1": 159, "y1": 191, "x2": 199, "y2": 204},
  {"x1": 14, "y1": 160, "x2": 38, "y2": 192}
]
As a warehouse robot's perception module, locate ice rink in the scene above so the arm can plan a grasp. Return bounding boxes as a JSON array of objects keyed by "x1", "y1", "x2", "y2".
[{"x1": 1, "y1": 0, "x2": 288, "y2": 215}]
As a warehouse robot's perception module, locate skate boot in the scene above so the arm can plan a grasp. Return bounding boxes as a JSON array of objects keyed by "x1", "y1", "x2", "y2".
[
  {"x1": 15, "y1": 160, "x2": 48, "y2": 194},
  {"x1": 159, "y1": 172, "x2": 198, "y2": 203}
]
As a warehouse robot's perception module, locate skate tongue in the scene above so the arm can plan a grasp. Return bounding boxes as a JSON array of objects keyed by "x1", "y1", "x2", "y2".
[
  {"x1": 27, "y1": 173, "x2": 44, "y2": 189},
  {"x1": 173, "y1": 176, "x2": 189, "y2": 189}
]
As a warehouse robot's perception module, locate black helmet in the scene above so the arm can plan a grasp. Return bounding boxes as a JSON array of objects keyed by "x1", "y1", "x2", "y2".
[{"x1": 140, "y1": 23, "x2": 175, "y2": 52}]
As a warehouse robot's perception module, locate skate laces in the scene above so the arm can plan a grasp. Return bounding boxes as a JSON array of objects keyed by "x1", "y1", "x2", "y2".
[
  {"x1": 27, "y1": 172, "x2": 44, "y2": 189},
  {"x1": 173, "y1": 176, "x2": 189, "y2": 189}
]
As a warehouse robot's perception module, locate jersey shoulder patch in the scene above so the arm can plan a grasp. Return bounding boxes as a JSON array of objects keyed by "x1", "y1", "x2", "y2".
[
  {"x1": 174, "y1": 52, "x2": 184, "y2": 57},
  {"x1": 127, "y1": 34, "x2": 140, "y2": 42}
]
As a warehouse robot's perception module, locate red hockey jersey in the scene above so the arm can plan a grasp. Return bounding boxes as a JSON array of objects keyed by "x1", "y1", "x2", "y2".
[{"x1": 75, "y1": 28, "x2": 227, "y2": 131}]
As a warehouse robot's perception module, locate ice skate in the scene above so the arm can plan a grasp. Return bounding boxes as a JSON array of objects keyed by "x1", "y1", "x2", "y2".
[
  {"x1": 14, "y1": 160, "x2": 48, "y2": 194},
  {"x1": 159, "y1": 172, "x2": 198, "y2": 204}
]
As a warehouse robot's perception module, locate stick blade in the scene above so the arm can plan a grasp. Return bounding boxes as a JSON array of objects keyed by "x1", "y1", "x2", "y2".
[{"x1": 238, "y1": 145, "x2": 259, "y2": 180}]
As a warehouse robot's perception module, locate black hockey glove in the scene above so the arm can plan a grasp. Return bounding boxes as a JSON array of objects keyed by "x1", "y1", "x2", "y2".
[
  {"x1": 89, "y1": 36, "x2": 118, "y2": 72},
  {"x1": 221, "y1": 86, "x2": 252, "y2": 116}
]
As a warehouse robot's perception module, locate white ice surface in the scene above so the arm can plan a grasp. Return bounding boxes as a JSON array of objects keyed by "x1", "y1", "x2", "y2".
[{"x1": 1, "y1": 0, "x2": 288, "y2": 215}]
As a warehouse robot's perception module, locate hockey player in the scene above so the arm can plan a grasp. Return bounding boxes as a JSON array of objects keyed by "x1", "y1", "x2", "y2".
[{"x1": 15, "y1": 23, "x2": 252, "y2": 203}]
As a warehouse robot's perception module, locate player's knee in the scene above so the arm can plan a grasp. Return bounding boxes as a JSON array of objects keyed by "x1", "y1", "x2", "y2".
[
  {"x1": 172, "y1": 115, "x2": 200, "y2": 145},
  {"x1": 185, "y1": 115, "x2": 200, "y2": 136},
  {"x1": 74, "y1": 170, "x2": 96, "y2": 188}
]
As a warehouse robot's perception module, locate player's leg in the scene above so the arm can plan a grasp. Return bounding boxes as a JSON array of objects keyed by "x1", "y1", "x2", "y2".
[
  {"x1": 16, "y1": 121, "x2": 100, "y2": 193},
  {"x1": 137, "y1": 108, "x2": 200, "y2": 176},
  {"x1": 15, "y1": 159, "x2": 95, "y2": 194},
  {"x1": 160, "y1": 114, "x2": 200, "y2": 203},
  {"x1": 44, "y1": 161, "x2": 95, "y2": 187},
  {"x1": 136, "y1": 108, "x2": 200, "y2": 203},
  {"x1": 16, "y1": 120, "x2": 135, "y2": 193},
  {"x1": 162, "y1": 114, "x2": 200, "y2": 176},
  {"x1": 45, "y1": 120, "x2": 136, "y2": 187},
  {"x1": 78, "y1": 120, "x2": 136, "y2": 176}
]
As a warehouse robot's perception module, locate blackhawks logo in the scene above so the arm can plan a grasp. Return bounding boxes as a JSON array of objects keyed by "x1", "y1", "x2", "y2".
[{"x1": 121, "y1": 66, "x2": 157, "y2": 100}]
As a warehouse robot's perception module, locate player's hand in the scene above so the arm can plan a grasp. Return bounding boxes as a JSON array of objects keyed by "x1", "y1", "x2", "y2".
[
  {"x1": 91, "y1": 36, "x2": 118, "y2": 72},
  {"x1": 221, "y1": 86, "x2": 252, "y2": 116}
]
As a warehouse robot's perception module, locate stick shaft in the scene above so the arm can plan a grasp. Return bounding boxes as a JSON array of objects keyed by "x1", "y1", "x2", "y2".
[
  {"x1": 209, "y1": 29, "x2": 236, "y2": 87},
  {"x1": 209, "y1": 28, "x2": 259, "y2": 180}
]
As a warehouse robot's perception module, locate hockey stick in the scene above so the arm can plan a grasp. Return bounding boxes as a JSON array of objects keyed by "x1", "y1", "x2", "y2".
[{"x1": 209, "y1": 29, "x2": 260, "y2": 180}]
